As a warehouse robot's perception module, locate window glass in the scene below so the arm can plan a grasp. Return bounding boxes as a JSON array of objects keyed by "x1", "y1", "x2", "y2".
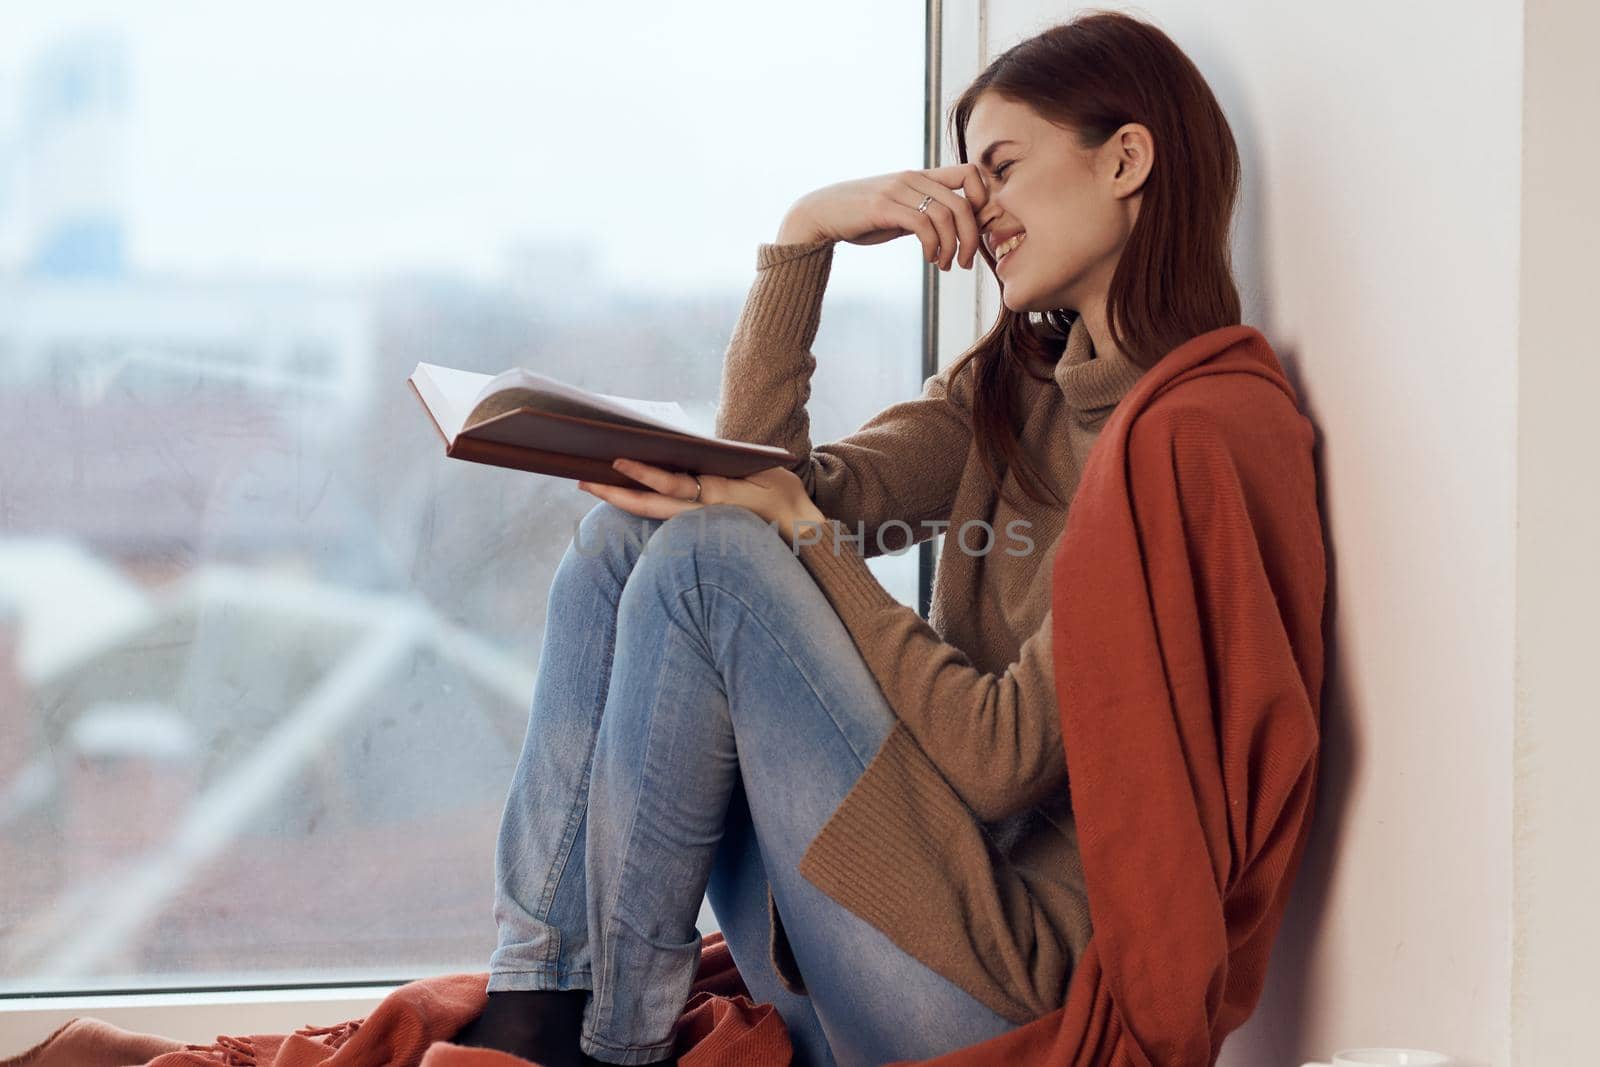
[{"x1": 0, "y1": 1, "x2": 925, "y2": 993}]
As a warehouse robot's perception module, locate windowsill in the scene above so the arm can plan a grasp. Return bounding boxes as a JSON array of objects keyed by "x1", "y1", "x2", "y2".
[{"x1": 0, "y1": 984, "x2": 403, "y2": 1060}]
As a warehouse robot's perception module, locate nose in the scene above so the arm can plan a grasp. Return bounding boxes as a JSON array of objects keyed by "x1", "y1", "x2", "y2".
[
  {"x1": 975, "y1": 205, "x2": 1008, "y2": 252},
  {"x1": 976, "y1": 198, "x2": 998, "y2": 232},
  {"x1": 975, "y1": 194, "x2": 1006, "y2": 238}
]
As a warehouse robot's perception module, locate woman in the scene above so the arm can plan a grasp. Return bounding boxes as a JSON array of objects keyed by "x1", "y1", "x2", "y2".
[{"x1": 451, "y1": 11, "x2": 1257, "y2": 1067}]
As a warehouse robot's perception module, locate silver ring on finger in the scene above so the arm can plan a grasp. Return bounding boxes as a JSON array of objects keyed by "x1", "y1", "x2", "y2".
[
  {"x1": 915, "y1": 193, "x2": 934, "y2": 214},
  {"x1": 689, "y1": 475, "x2": 703, "y2": 503}
]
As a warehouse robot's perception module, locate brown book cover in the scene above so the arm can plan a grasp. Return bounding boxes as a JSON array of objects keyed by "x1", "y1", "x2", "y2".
[{"x1": 407, "y1": 363, "x2": 798, "y2": 491}]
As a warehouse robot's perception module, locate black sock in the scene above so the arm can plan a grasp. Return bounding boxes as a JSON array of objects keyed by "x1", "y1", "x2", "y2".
[{"x1": 452, "y1": 988, "x2": 591, "y2": 1067}]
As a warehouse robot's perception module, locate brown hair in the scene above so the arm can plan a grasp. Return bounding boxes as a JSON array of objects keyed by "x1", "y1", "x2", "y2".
[{"x1": 946, "y1": 9, "x2": 1243, "y2": 509}]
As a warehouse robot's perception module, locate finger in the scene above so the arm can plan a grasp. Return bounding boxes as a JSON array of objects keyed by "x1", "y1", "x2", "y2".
[
  {"x1": 581, "y1": 479, "x2": 700, "y2": 521},
  {"x1": 924, "y1": 162, "x2": 989, "y2": 215},
  {"x1": 894, "y1": 174, "x2": 960, "y2": 270},
  {"x1": 612, "y1": 457, "x2": 699, "y2": 500},
  {"x1": 906, "y1": 171, "x2": 982, "y2": 269},
  {"x1": 880, "y1": 194, "x2": 939, "y2": 264}
]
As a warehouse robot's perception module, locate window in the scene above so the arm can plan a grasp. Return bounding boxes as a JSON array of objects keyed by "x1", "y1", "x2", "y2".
[{"x1": 0, "y1": 2, "x2": 927, "y2": 995}]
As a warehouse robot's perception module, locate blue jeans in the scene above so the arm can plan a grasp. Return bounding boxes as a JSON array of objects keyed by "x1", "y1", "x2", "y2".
[{"x1": 486, "y1": 501, "x2": 1021, "y2": 1067}]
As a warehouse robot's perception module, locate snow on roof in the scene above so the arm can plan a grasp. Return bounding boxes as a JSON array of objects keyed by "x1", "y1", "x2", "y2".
[
  {"x1": 0, "y1": 537, "x2": 154, "y2": 684},
  {"x1": 69, "y1": 701, "x2": 197, "y2": 760}
]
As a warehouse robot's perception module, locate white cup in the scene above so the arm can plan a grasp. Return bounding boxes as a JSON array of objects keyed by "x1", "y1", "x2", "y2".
[{"x1": 1301, "y1": 1050, "x2": 1452, "y2": 1067}]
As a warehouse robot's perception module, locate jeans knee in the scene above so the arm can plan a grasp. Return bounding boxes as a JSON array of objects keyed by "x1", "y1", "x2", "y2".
[
  {"x1": 616, "y1": 506, "x2": 811, "y2": 631},
  {"x1": 544, "y1": 503, "x2": 663, "y2": 608},
  {"x1": 652, "y1": 504, "x2": 784, "y2": 564},
  {"x1": 581, "y1": 500, "x2": 659, "y2": 546},
  {"x1": 566, "y1": 502, "x2": 661, "y2": 563}
]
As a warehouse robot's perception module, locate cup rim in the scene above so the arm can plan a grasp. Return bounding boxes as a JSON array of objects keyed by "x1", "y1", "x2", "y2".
[{"x1": 1333, "y1": 1050, "x2": 1450, "y2": 1066}]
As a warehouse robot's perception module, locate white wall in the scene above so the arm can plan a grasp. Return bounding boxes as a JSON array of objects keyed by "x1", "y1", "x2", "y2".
[
  {"x1": 942, "y1": 1, "x2": 1598, "y2": 1063},
  {"x1": 1513, "y1": 1, "x2": 1600, "y2": 1065}
]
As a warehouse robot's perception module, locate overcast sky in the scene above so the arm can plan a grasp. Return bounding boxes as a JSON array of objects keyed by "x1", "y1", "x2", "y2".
[{"x1": 0, "y1": 0, "x2": 927, "y2": 296}]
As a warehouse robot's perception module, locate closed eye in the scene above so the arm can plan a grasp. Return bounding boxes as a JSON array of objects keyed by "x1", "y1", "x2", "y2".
[{"x1": 992, "y1": 160, "x2": 1014, "y2": 180}]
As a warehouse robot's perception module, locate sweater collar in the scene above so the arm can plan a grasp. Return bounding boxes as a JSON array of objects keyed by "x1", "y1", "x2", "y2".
[{"x1": 1052, "y1": 313, "x2": 1149, "y2": 422}]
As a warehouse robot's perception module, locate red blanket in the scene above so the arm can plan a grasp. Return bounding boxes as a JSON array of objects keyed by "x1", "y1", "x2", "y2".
[
  {"x1": 0, "y1": 933, "x2": 792, "y2": 1067},
  {"x1": 3, "y1": 324, "x2": 1323, "y2": 1067}
]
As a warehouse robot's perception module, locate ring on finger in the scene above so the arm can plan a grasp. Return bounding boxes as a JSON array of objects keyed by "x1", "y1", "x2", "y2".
[{"x1": 906, "y1": 186, "x2": 962, "y2": 265}]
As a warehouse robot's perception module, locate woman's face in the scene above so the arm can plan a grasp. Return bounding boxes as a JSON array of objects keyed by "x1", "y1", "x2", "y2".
[{"x1": 964, "y1": 92, "x2": 1151, "y2": 314}]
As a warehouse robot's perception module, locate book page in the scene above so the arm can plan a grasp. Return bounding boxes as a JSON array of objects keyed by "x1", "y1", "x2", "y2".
[
  {"x1": 590, "y1": 391, "x2": 696, "y2": 430},
  {"x1": 412, "y1": 362, "x2": 496, "y2": 440},
  {"x1": 466, "y1": 367, "x2": 700, "y2": 438}
]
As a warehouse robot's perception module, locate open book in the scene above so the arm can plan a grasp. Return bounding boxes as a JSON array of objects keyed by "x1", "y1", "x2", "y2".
[{"x1": 407, "y1": 362, "x2": 798, "y2": 488}]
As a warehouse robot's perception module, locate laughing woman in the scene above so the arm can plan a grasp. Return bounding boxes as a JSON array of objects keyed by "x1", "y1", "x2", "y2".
[{"x1": 449, "y1": 11, "x2": 1320, "y2": 1067}]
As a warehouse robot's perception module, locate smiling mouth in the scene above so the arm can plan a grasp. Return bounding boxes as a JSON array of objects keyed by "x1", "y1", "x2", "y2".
[{"x1": 995, "y1": 231, "x2": 1026, "y2": 267}]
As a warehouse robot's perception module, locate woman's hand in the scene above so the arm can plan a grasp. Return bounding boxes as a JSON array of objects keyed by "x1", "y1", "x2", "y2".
[
  {"x1": 778, "y1": 163, "x2": 992, "y2": 272},
  {"x1": 577, "y1": 459, "x2": 828, "y2": 551}
]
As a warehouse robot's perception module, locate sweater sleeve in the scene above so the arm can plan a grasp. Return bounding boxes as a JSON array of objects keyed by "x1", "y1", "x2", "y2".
[
  {"x1": 713, "y1": 239, "x2": 973, "y2": 558},
  {"x1": 790, "y1": 517, "x2": 1066, "y2": 824}
]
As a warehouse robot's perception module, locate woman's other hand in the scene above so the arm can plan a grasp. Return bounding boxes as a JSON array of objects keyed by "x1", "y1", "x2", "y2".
[
  {"x1": 777, "y1": 163, "x2": 991, "y2": 271},
  {"x1": 578, "y1": 459, "x2": 828, "y2": 551}
]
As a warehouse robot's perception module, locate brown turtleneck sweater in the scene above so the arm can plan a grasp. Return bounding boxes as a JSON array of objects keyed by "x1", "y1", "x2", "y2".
[{"x1": 712, "y1": 237, "x2": 1148, "y2": 1025}]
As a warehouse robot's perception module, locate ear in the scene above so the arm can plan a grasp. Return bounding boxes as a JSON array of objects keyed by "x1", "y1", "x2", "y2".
[{"x1": 1110, "y1": 122, "x2": 1155, "y2": 197}]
